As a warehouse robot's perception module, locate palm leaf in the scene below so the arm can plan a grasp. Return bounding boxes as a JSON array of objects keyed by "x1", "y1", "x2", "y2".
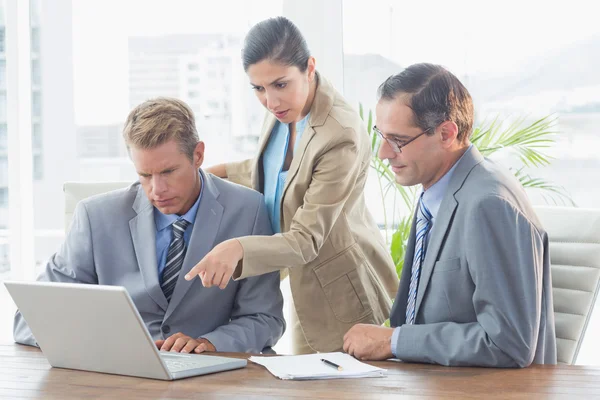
[
  {"x1": 390, "y1": 215, "x2": 412, "y2": 277},
  {"x1": 473, "y1": 115, "x2": 558, "y2": 168},
  {"x1": 512, "y1": 168, "x2": 575, "y2": 206}
]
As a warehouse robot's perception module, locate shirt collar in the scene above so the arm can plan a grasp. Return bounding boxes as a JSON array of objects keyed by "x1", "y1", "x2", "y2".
[
  {"x1": 273, "y1": 112, "x2": 310, "y2": 132},
  {"x1": 154, "y1": 171, "x2": 204, "y2": 231},
  {"x1": 296, "y1": 112, "x2": 310, "y2": 131},
  {"x1": 422, "y1": 144, "x2": 473, "y2": 221}
]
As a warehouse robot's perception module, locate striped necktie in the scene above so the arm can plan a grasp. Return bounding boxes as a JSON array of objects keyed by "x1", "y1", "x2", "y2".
[
  {"x1": 161, "y1": 219, "x2": 190, "y2": 302},
  {"x1": 405, "y1": 194, "x2": 432, "y2": 325}
]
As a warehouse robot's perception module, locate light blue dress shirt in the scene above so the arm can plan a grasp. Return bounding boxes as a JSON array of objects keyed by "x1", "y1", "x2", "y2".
[
  {"x1": 262, "y1": 114, "x2": 310, "y2": 233},
  {"x1": 391, "y1": 145, "x2": 473, "y2": 357},
  {"x1": 154, "y1": 172, "x2": 204, "y2": 283}
]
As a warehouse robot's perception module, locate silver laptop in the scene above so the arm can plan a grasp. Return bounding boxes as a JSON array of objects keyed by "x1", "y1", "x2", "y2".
[{"x1": 4, "y1": 281, "x2": 247, "y2": 380}]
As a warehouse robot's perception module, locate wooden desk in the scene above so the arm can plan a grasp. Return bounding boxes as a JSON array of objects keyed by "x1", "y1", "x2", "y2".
[{"x1": 2, "y1": 344, "x2": 599, "y2": 399}]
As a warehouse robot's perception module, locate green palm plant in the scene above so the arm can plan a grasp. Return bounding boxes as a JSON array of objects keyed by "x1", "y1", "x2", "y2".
[{"x1": 359, "y1": 104, "x2": 573, "y2": 278}]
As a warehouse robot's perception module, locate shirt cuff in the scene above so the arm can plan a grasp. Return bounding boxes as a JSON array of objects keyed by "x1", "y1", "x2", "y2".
[{"x1": 391, "y1": 326, "x2": 401, "y2": 357}]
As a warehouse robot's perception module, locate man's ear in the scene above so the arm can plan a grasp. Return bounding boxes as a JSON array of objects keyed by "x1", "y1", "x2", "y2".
[
  {"x1": 439, "y1": 121, "x2": 459, "y2": 148},
  {"x1": 306, "y1": 56, "x2": 317, "y2": 82},
  {"x1": 194, "y1": 141, "x2": 205, "y2": 169}
]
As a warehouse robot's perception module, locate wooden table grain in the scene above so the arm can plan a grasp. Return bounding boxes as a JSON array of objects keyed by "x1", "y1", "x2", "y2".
[{"x1": 1, "y1": 344, "x2": 599, "y2": 399}]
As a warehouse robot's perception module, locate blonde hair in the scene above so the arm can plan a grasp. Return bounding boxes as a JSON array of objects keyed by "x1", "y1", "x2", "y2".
[{"x1": 123, "y1": 97, "x2": 199, "y2": 161}]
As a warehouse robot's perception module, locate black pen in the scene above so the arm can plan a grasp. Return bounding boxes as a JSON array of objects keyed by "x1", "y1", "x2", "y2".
[{"x1": 320, "y1": 358, "x2": 343, "y2": 371}]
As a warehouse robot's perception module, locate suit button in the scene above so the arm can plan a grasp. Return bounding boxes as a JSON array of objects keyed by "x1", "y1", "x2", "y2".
[{"x1": 162, "y1": 325, "x2": 170, "y2": 334}]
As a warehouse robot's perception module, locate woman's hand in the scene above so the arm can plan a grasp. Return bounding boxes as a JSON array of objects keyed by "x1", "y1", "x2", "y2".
[{"x1": 184, "y1": 239, "x2": 244, "y2": 289}]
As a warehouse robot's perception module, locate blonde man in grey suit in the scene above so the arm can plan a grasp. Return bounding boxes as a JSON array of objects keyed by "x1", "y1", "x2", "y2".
[
  {"x1": 14, "y1": 98, "x2": 285, "y2": 354},
  {"x1": 343, "y1": 63, "x2": 556, "y2": 367}
]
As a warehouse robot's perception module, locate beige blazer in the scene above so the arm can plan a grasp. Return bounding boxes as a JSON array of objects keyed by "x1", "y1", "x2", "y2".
[{"x1": 226, "y1": 72, "x2": 399, "y2": 352}]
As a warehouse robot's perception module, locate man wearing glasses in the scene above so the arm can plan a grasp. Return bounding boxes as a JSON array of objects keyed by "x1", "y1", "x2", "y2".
[{"x1": 343, "y1": 63, "x2": 557, "y2": 367}]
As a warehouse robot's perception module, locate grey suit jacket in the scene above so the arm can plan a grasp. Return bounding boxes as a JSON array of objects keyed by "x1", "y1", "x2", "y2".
[
  {"x1": 14, "y1": 171, "x2": 285, "y2": 353},
  {"x1": 390, "y1": 146, "x2": 556, "y2": 367}
]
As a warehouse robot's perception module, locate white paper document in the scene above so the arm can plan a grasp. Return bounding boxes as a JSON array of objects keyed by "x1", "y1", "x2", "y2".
[{"x1": 248, "y1": 352, "x2": 387, "y2": 380}]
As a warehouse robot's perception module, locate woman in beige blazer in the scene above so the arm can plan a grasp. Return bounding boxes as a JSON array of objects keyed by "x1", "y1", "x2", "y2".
[{"x1": 186, "y1": 16, "x2": 398, "y2": 354}]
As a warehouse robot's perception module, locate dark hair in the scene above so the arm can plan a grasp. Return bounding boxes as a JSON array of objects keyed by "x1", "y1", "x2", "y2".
[
  {"x1": 377, "y1": 63, "x2": 474, "y2": 142},
  {"x1": 242, "y1": 16, "x2": 311, "y2": 72}
]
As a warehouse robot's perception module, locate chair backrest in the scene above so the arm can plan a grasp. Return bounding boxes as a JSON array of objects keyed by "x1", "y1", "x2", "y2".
[
  {"x1": 535, "y1": 205, "x2": 600, "y2": 364},
  {"x1": 63, "y1": 182, "x2": 132, "y2": 233}
]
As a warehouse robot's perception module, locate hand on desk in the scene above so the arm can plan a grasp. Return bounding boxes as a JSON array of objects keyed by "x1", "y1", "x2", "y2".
[
  {"x1": 343, "y1": 324, "x2": 394, "y2": 361},
  {"x1": 155, "y1": 332, "x2": 216, "y2": 354},
  {"x1": 184, "y1": 239, "x2": 244, "y2": 289}
]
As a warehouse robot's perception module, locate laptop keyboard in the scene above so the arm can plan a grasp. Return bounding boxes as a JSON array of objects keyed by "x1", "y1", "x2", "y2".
[{"x1": 161, "y1": 354, "x2": 232, "y2": 373}]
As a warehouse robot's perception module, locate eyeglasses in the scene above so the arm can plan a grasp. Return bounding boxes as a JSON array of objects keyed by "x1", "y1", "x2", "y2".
[{"x1": 373, "y1": 125, "x2": 431, "y2": 153}]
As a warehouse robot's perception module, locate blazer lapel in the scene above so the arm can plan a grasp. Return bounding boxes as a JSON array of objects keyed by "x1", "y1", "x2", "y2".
[
  {"x1": 281, "y1": 72, "x2": 334, "y2": 204},
  {"x1": 390, "y1": 212, "x2": 417, "y2": 327},
  {"x1": 129, "y1": 188, "x2": 168, "y2": 312},
  {"x1": 165, "y1": 172, "x2": 224, "y2": 319},
  {"x1": 280, "y1": 126, "x2": 316, "y2": 201},
  {"x1": 414, "y1": 195, "x2": 458, "y2": 316},
  {"x1": 251, "y1": 115, "x2": 277, "y2": 190},
  {"x1": 414, "y1": 146, "x2": 485, "y2": 317}
]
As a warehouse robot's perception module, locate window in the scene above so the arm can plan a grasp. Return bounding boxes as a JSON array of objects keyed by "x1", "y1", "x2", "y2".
[
  {"x1": 31, "y1": 58, "x2": 41, "y2": 87},
  {"x1": 32, "y1": 91, "x2": 41, "y2": 118},
  {"x1": 30, "y1": 27, "x2": 40, "y2": 53},
  {"x1": 0, "y1": 0, "x2": 51, "y2": 342},
  {"x1": 0, "y1": 244, "x2": 8, "y2": 272},
  {"x1": 73, "y1": 0, "x2": 282, "y2": 171},
  {"x1": 0, "y1": 187, "x2": 8, "y2": 208},
  {"x1": 0, "y1": 157, "x2": 6, "y2": 189},
  {"x1": 0, "y1": 4, "x2": 7, "y2": 297},
  {"x1": 0, "y1": 93, "x2": 5, "y2": 121},
  {"x1": 30, "y1": 0, "x2": 41, "y2": 27},
  {"x1": 343, "y1": 0, "x2": 600, "y2": 212},
  {"x1": 33, "y1": 154, "x2": 42, "y2": 180},
  {"x1": 0, "y1": 124, "x2": 6, "y2": 150},
  {"x1": 32, "y1": 122, "x2": 42, "y2": 150},
  {"x1": 0, "y1": 60, "x2": 5, "y2": 88},
  {"x1": 76, "y1": 124, "x2": 122, "y2": 158}
]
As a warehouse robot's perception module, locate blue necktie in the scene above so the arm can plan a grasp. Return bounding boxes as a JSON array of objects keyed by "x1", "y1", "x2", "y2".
[
  {"x1": 406, "y1": 194, "x2": 432, "y2": 324},
  {"x1": 161, "y1": 219, "x2": 190, "y2": 302}
]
